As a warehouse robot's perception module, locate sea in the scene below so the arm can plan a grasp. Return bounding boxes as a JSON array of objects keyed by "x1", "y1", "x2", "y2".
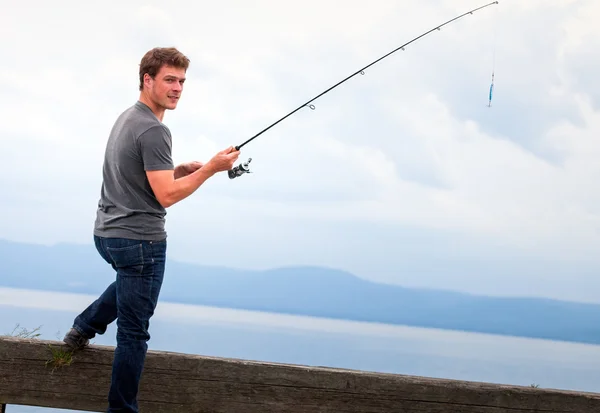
[{"x1": 1, "y1": 287, "x2": 600, "y2": 412}]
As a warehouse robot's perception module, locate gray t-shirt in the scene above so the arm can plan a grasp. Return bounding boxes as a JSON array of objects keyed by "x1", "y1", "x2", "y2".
[{"x1": 93, "y1": 101, "x2": 174, "y2": 241}]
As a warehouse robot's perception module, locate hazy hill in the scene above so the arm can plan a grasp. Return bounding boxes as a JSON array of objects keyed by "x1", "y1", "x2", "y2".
[{"x1": 1, "y1": 238, "x2": 599, "y2": 345}]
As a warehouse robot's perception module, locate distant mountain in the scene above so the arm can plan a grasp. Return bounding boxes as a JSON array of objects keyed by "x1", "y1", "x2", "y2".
[{"x1": 1, "y1": 238, "x2": 599, "y2": 345}]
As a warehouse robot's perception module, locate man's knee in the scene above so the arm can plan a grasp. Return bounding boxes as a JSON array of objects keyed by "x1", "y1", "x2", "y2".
[{"x1": 116, "y1": 316, "x2": 152, "y2": 342}]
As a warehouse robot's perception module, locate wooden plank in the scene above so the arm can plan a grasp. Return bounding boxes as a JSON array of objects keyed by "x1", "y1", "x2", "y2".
[{"x1": 1, "y1": 336, "x2": 600, "y2": 413}]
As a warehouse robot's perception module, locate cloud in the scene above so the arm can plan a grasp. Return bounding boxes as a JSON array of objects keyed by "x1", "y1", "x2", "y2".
[{"x1": 1, "y1": 0, "x2": 599, "y2": 301}]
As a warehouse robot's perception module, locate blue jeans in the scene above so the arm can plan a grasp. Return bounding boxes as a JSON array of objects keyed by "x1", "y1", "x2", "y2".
[{"x1": 73, "y1": 235, "x2": 167, "y2": 413}]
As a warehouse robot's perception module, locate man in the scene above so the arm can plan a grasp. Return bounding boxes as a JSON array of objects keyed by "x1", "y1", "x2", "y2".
[{"x1": 63, "y1": 47, "x2": 240, "y2": 412}]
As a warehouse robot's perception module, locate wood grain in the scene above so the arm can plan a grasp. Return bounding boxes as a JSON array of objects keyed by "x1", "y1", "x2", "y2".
[{"x1": 1, "y1": 336, "x2": 599, "y2": 412}]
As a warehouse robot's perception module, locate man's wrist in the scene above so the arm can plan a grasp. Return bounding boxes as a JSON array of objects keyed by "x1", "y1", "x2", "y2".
[{"x1": 200, "y1": 161, "x2": 217, "y2": 176}]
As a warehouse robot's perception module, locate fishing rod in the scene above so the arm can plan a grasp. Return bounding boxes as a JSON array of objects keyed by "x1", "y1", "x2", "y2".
[{"x1": 228, "y1": 0, "x2": 499, "y2": 179}]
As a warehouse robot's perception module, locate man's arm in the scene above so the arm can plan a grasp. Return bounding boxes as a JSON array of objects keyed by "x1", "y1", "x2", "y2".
[
  {"x1": 139, "y1": 125, "x2": 240, "y2": 208},
  {"x1": 146, "y1": 147, "x2": 240, "y2": 208},
  {"x1": 147, "y1": 166, "x2": 215, "y2": 208}
]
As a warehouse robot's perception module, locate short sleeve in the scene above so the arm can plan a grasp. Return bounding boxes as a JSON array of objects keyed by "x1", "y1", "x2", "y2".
[{"x1": 139, "y1": 125, "x2": 174, "y2": 171}]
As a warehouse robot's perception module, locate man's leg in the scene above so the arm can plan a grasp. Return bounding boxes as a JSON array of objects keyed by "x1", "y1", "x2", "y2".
[
  {"x1": 67, "y1": 236, "x2": 120, "y2": 346},
  {"x1": 105, "y1": 237, "x2": 167, "y2": 413}
]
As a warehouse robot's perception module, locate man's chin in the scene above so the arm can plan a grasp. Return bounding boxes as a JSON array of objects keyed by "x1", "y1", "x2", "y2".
[{"x1": 163, "y1": 98, "x2": 180, "y2": 110}]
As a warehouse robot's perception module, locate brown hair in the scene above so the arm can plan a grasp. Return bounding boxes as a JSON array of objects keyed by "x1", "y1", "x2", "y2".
[{"x1": 139, "y1": 47, "x2": 190, "y2": 91}]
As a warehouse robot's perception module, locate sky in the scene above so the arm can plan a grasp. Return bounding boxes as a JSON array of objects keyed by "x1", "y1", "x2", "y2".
[{"x1": 1, "y1": 0, "x2": 600, "y2": 302}]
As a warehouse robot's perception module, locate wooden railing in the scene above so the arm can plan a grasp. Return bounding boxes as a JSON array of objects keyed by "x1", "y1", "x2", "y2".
[{"x1": 1, "y1": 336, "x2": 599, "y2": 412}]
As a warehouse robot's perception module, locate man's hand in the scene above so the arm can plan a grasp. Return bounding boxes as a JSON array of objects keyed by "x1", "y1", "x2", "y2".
[
  {"x1": 174, "y1": 161, "x2": 204, "y2": 179},
  {"x1": 203, "y1": 146, "x2": 240, "y2": 174}
]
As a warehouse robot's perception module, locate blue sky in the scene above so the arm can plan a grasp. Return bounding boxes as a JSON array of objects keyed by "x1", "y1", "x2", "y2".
[{"x1": 1, "y1": 0, "x2": 599, "y2": 302}]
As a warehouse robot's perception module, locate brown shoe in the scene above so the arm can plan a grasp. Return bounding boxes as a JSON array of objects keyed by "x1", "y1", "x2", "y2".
[{"x1": 63, "y1": 328, "x2": 90, "y2": 350}]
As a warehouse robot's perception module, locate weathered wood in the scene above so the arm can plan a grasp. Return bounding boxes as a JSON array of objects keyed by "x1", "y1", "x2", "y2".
[{"x1": 1, "y1": 336, "x2": 600, "y2": 412}]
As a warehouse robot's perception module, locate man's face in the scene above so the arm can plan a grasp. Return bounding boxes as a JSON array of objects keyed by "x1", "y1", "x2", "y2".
[{"x1": 146, "y1": 64, "x2": 186, "y2": 110}]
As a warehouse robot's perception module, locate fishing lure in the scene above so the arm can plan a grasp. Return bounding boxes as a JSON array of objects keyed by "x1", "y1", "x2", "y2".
[
  {"x1": 488, "y1": 72, "x2": 494, "y2": 107},
  {"x1": 228, "y1": 1, "x2": 500, "y2": 179}
]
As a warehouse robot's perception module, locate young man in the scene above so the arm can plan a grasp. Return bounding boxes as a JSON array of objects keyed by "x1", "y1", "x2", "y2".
[{"x1": 63, "y1": 47, "x2": 240, "y2": 412}]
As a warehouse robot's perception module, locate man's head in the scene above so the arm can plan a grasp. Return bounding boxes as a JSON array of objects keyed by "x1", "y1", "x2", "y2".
[{"x1": 139, "y1": 47, "x2": 190, "y2": 112}]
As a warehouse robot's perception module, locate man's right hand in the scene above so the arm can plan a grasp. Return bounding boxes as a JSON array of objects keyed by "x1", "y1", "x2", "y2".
[{"x1": 205, "y1": 146, "x2": 240, "y2": 174}]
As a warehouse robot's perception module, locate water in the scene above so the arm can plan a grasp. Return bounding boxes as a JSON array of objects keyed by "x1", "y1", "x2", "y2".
[{"x1": 2, "y1": 287, "x2": 600, "y2": 412}]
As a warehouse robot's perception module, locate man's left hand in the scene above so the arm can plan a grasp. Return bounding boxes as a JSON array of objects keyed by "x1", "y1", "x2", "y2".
[{"x1": 174, "y1": 161, "x2": 204, "y2": 179}]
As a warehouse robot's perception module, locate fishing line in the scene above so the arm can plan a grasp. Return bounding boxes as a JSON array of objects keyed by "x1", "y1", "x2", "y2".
[{"x1": 228, "y1": 1, "x2": 500, "y2": 179}]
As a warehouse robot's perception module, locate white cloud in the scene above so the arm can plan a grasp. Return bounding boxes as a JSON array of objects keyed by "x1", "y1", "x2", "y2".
[{"x1": 1, "y1": 0, "x2": 600, "y2": 300}]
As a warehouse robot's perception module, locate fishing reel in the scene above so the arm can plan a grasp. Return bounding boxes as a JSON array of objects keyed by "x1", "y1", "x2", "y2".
[{"x1": 228, "y1": 157, "x2": 252, "y2": 179}]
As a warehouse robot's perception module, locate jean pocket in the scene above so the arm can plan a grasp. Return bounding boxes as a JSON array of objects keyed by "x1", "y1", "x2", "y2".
[{"x1": 106, "y1": 243, "x2": 145, "y2": 276}]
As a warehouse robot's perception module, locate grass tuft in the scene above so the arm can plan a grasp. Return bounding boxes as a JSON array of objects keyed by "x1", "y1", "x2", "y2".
[
  {"x1": 45, "y1": 344, "x2": 74, "y2": 372},
  {"x1": 7, "y1": 323, "x2": 42, "y2": 339}
]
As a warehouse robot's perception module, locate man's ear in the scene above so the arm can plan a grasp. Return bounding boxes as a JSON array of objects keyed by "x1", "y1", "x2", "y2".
[{"x1": 144, "y1": 73, "x2": 153, "y2": 89}]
